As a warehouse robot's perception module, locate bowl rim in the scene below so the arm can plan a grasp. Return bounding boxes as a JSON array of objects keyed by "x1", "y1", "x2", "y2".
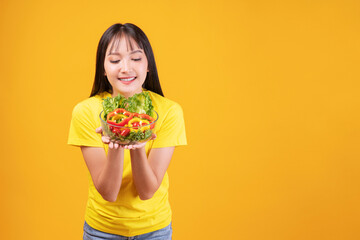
[{"x1": 99, "y1": 110, "x2": 159, "y2": 129}]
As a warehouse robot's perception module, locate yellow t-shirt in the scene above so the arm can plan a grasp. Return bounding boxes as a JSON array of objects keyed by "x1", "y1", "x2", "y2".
[{"x1": 67, "y1": 90, "x2": 187, "y2": 236}]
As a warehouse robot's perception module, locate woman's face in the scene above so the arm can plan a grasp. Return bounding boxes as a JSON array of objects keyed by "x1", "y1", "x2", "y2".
[{"x1": 104, "y1": 36, "x2": 148, "y2": 98}]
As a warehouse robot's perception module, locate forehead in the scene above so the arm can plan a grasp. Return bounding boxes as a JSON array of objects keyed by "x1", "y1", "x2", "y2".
[{"x1": 107, "y1": 34, "x2": 142, "y2": 54}]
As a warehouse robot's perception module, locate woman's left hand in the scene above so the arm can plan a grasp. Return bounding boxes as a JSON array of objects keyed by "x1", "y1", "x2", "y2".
[{"x1": 121, "y1": 133, "x2": 157, "y2": 150}]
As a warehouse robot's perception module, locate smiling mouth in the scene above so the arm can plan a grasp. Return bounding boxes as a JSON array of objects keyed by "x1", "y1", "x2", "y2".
[{"x1": 118, "y1": 77, "x2": 136, "y2": 82}]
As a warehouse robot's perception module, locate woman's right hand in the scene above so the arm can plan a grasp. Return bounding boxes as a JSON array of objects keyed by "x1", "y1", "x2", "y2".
[
  {"x1": 81, "y1": 127, "x2": 125, "y2": 202},
  {"x1": 96, "y1": 127, "x2": 122, "y2": 149}
]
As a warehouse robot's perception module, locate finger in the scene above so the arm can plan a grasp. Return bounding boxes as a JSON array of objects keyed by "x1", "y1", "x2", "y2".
[
  {"x1": 95, "y1": 127, "x2": 103, "y2": 134},
  {"x1": 151, "y1": 133, "x2": 157, "y2": 140},
  {"x1": 130, "y1": 143, "x2": 143, "y2": 150},
  {"x1": 114, "y1": 143, "x2": 119, "y2": 149},
  {"x1": 102, "y1": 136, "x2": 110, "y2": 144},
  {"x1": 109, "y1": 141, "x2": 114, "y2": 149}
]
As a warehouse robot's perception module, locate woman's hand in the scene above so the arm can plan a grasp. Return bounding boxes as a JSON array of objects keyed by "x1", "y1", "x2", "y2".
[
  {"x1": 95, "y1": 127, "x2": 156, "y2": 150},
  {"x1": 124, "y1": 133, "x2": 157, "y2": 150},
  {"x1": 96, "y1": 126, "x2": 120, "y2": 149}
]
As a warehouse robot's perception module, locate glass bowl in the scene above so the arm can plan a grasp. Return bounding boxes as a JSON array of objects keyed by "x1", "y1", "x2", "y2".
[{"x1": 99, "y1": 110, "x2": 158, "y2": 145}]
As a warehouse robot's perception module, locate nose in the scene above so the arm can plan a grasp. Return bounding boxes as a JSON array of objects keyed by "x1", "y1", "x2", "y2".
[{"x1": 120, "y1": 59, "x2": 130, "y2": 73}]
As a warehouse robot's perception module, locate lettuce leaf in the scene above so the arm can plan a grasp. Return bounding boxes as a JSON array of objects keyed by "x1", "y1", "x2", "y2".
[
  {"x1": 102, "y1": 92, "x2": 154, "y2": 119},
  {"x1": 124, "y1": 92, "x2": 154, "y2": 116},
  {"x1": 102, "y1": 94, "x2": 126, "y2": 119}
]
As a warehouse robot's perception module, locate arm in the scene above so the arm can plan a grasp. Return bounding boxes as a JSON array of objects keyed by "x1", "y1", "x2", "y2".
[
  {"x1": 129, "y1": 146, "x2": 175, "y2": 200},
  {"x1": 127, "y1": 102, "x2": 186, "y2": 200},
  {"x1": 80, "y1": 130, "x2": 125, "y2": 202}
]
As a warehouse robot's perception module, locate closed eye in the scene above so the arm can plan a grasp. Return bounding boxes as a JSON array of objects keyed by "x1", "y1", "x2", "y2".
[
  {"x1": 132, "y1": 58, "x2": 141, "y2": 61},
  {"x1": 110, "y1": 60, "x2": 120, "y2": 63}
]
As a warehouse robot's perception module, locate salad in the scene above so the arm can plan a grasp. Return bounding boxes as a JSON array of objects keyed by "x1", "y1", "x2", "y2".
[{"x1": 100, "y1": 92, "x2": 158, "y2": 144}]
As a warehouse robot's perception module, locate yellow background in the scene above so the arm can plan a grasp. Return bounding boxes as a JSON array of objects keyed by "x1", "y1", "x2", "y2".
[{"x1": 1, "y1": 0, "x2": 359, "y2": 239}]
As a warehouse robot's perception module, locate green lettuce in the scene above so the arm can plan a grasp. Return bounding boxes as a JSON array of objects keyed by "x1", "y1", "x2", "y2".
[
  {"x1": 102, "y1": 94, "x2": 126, "y2": 120},
  {"x1": 102, "y1": 92, "x2": 154, "y2": 119},
  {"x1": 125, "y1": 92, "x2": 154, "y2": 116}
]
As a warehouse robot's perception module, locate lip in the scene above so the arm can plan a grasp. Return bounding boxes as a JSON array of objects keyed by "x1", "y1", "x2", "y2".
[
  {"x1": 118, "y1": 76, "x2": 136, "y2": 79},
  {"x1": 118, "y1": 76, "x2": 136, "y2": 85}
]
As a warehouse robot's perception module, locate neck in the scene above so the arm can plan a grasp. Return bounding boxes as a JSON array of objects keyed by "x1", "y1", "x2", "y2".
[{"x1": 112, "y1": 89, "x2": 143, "y2": 98}]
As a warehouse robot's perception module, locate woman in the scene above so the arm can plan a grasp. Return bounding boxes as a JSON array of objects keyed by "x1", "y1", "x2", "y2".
[{"x1": 68, "y1": 23, "x2": 187, "y2": 240}]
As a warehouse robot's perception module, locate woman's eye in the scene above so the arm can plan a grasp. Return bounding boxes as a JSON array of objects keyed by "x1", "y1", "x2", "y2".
[
  {"x1": 132, "y1": 58, "x2": 141, "y2": 61},
  {"x1": 110, "y1": 60, "x2": 120, "y2": 63}
]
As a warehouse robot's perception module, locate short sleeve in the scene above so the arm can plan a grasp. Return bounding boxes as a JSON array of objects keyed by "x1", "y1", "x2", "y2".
[
  {"x1": 152, "y1": 103, "x2": 187, "y2": 148},
  {"x1": 67, "y1": 102, "x2": 103, "y2": 147}
]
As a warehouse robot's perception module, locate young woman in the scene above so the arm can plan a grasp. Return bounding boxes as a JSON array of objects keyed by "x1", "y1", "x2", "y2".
[{"x1": 68, "y1": 23, "x2": 187, "y2": 240}]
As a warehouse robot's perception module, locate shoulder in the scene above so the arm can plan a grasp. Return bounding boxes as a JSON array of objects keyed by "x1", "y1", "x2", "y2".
[
  {"x1": 71, "y1": 92, "x2": 111, "y2": 119},
  {"x1": 146, "y1": 90, "x2": 185, "y2": 128},
  {"x1": 68, "y1": 93, "x2": 110, "y2": 147},
  {"x1": 146, "y1": 90, "x2": 183, "y2": 114},
  {"x1": 146, "y1": 91, "x2": 187, "y2": 148}
]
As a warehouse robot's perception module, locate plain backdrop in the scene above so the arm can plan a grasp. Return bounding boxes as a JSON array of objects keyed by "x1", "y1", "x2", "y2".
[{"x1": 0, "y1": 0, "x2": 359, "y2": 239}]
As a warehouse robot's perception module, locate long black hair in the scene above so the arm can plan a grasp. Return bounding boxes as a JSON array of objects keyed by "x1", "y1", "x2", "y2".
[{"x1": 90, "y1": 23, "x2": 164, "y2": 97}]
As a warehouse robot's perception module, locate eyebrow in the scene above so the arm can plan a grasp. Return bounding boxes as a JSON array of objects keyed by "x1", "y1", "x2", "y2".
[{"x1": 108, "y1": 49, "x2": 143, "y2": 56}]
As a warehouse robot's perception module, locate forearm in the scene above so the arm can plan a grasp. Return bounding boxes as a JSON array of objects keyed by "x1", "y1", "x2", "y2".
[
  {"x1": 95, "y1": 148, "x2": 124, "y2": 202},
  {"x1": 130, "y1": 147, "x2": 159, "y2": 200}
]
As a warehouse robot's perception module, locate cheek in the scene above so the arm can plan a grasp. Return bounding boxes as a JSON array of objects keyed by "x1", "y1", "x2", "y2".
[
  {"x1": 104, "y1": 63, "x2": 117, "y2": 74},
  {"x1": 140, "y1": 61, "x2": 148, "y2": 74}
]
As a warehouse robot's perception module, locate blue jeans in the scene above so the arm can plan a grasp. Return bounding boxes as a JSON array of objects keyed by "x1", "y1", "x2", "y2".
[{"x1": 83, "y1": 221, "x2": 172, "y2": 240}]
